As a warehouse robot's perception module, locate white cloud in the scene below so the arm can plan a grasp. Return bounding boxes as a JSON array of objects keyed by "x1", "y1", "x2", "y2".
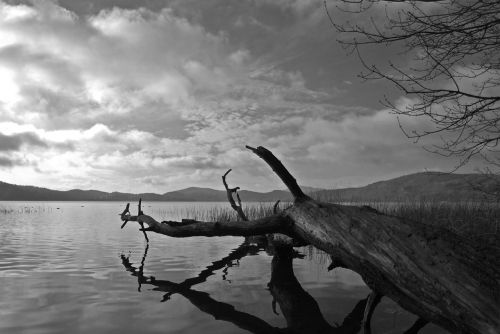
[
  {"x1": 257, "y1": 0, "x2": 319, "y2": 15},
  {"x1": 0, "y1": 66, "x2": 20, "y2": 106},
  {"x1": 0, "y1": 1, "x2": 241, "y2": 128},
  {"x1": 229, "y1": 49, "x2": 250, "y2": 65},
  {"x1": 0, "y1": 0, "x2": 480, "y2": 193}
]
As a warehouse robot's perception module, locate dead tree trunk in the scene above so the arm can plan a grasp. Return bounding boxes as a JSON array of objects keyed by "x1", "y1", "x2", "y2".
[{"x1": 120, "y1": 146, "x2": 500, "y2": 334}]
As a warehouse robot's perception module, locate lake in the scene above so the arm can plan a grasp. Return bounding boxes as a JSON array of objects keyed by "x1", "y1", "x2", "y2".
[{"x1": 0, "y1": 201, "x2": 448, "y2": 334}]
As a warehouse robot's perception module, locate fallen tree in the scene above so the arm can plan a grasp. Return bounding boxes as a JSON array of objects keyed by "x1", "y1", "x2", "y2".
[{"x1": 120, "y1": 146, "x2": 500, "y2": 334}]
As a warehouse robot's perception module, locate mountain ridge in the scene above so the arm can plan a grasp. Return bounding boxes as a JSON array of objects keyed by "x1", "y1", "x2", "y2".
[
  {"x1": 314, "y1": 171, "x2": 499, "y2": 202},
  {"x1": 0, "y1": 180, "x2": 293, "y2": 202},
  {"x1": 0, "y1": 172, "x2": 498, "y2": 202}
]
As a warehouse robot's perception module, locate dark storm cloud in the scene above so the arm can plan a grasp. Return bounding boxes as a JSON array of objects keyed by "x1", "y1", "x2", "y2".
[
  {"x1": 0, "y1": 44, "x2": 83, "y2": 88},
  {"x1": 0, "y1": 132, "x2": 47, "y2": 151},
  {"x1": 0, "y1": 156, "x2": 14, "y2": 166},
  {"x1": 96, "y1": 101, "x2": 193, "y2": 140},
  {"x1": 168, "y1": 156, "x2": 220, "y2": 170}
]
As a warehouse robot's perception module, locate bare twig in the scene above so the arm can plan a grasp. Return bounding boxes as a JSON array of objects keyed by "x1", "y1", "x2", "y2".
[
  {"x1": 120, "y1": 203, "x2": 130, "y2": 229},
  {"x1": 137, "y1": 198, "x2": 149, "y2": 242},
  {"x1": 273, "y1": 200, "x2": 281, "y2": 214},
  {"x1": 328, "y1": 0, "x2": 500, "y2": 169}
]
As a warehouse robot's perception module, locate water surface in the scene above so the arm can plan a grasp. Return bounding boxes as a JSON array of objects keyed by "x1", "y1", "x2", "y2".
[{"x1": 0, "y1": 201, "x2": 448, "y2": 333}]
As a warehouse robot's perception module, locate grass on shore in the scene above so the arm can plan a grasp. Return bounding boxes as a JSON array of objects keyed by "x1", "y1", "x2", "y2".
[
  {"x1": 370, "y1": 201, "x2": 499, "y2": 242},
  {"x1": 155, "y1": 203, "x2": 280, "y2": 222},
  {"x1": 154, "y1": 199, "x2": 498, "y2": 244},
  {"x1": 1, "y1": 198, "x2": 497, "y2": 244}
]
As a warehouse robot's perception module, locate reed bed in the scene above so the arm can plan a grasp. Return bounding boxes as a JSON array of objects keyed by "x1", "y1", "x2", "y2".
[
  {"x1": 154, "y1": 199, "x2": 498, "y2": 245},
  {"x1": 0, "y1": 205, "x2": 54, "y2": 214},
  {"x1": 372, "y1": 201, "x2": 499, "y2": 241},
  {"x1": 312, "y1": 191, "x2": 499, "y2": 241},
  {"x1": 153, "y1": 202, "x2": 283, "y2": 222},
  {"x1": 300, "y1": 200, "x2": 499, "y2": 261}
]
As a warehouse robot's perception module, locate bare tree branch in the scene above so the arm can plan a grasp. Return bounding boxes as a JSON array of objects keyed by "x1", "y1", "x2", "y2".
[
  {"x1": 222, "y1": 169, "x2": 248, "y2": 221},
  {"x1": 246, "y1": 146, "x2": 308, "y2": 200},
  {"x1": 327, "y1": 0, "x2": 500, "y2": 169},
  {"x1": 120, "y1": 208, "x2": 291, "y2": 238}
]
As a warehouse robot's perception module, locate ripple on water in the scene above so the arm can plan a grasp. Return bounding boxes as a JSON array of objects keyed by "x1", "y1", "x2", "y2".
[{"x1": 0, "y1": 201, "x2": 450, "y2": 334}]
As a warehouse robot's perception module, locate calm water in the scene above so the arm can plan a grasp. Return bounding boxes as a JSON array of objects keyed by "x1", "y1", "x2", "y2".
[{"x1": 0, "y1": 201, "x2": 448, "y2": 334}]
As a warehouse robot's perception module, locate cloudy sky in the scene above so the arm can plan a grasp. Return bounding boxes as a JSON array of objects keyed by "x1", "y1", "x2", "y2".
[{"x1": 0, "y1": 0, "x2": 480, "y2": 193}]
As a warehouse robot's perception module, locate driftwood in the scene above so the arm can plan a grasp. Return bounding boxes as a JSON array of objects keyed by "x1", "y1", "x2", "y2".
[{"x1": 120, "y1": 145, "x2": 500, "y2": 334}]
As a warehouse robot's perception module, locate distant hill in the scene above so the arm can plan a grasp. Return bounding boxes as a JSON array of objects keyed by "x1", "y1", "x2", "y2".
[
  {"x1": 0, "y1": 181, "x2": 292, "y2": 202},
  {"x1": 0, "y1": 172, "x2": 498, "y2": 202},
  {"x1": 313, "y1": 172, "x2": 500, "y2": 202},
  {"x1": 160, "y1": 186, "x2": 293, "y2": 202}
]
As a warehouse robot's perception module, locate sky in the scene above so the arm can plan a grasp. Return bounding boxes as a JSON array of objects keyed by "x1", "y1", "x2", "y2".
[{"x1": 0, "y1": 0, "x2": 483, "y2": 193}]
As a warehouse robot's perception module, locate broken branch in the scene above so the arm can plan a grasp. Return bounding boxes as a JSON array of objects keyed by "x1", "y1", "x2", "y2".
[
  {"x1": 246, "y1": 146, "x2": 308, "y2": 200},
  {"x1": 222, "y1": 169, "x2": 248, "y2": 221}
]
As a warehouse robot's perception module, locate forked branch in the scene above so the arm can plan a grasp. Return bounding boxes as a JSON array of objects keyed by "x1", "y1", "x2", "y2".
[{"x1": 222, "y1": 169, "x2": 248, "y2": 221}]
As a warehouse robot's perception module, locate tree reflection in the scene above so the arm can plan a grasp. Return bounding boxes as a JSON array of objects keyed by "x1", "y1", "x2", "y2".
[
  {"x1": 121, "y1": 238, "x2": 371, "y2": 334},
  {"x1": 268, "y1": 246, "x2": 367, "y2": 333}
]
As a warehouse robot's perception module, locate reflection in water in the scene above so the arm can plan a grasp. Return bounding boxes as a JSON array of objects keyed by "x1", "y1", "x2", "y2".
[
  {"x1": 268, "y1": 247, "x2": 367, "y2": 334},
  {"x1": 122, "y1": 238, "x2": 374, "y2": 334},
  {"x1": 1, "y1": 201, "x2": 438, "y2": 334}
]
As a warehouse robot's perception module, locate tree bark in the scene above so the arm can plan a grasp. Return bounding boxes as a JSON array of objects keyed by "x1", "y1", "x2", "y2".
[
  {"x1": 120, "y1": 146, "x2": 500, "y2": 334},
  {"x1": 282, "y1": 200, "x2": 499, "y2": 334}
]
